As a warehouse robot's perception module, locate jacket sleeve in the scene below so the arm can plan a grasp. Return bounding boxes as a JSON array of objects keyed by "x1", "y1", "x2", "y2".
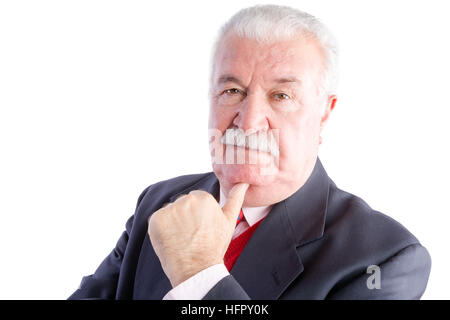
[
  {"x1": 202, "y1": 275, "x2": 251, "y2": 300},
  {"x1": 68, "y1": 187, "x2": 150, "y2": 300},
  {"x1": 326, "y1": 243, "x2": 432, "y2": 300}
]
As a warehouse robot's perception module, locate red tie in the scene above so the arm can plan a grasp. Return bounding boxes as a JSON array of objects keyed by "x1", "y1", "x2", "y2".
[
  {"x1": 236, "y1": 209, "x2": 244, "y2": 226},
  {"x1": 224, "y1": 209, "x2": 264, "y2": 271}
]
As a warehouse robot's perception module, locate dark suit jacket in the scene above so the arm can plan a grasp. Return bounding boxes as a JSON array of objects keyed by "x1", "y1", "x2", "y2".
[{"x1": 69, "y1": 158, "x2": 431, "y2": 299}]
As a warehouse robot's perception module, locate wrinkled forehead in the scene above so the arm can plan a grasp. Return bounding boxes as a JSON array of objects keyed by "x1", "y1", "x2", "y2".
[{"x1": 211, "y1": 32, "x2": 326, "y2": 86}]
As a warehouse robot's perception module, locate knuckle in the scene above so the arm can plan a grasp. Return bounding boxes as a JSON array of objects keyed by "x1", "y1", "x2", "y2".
[
  {"x1": 190, "y1": 190, "x2": 212, "y2": 201},
  {"x1": 186, "y1": 192, "x2": 196, "y2": 200},
  {"x1": 148, "y1": 212, "x2": 159, "y2": 225},
  {"x1": 161, "y1": 202, "x2": 171, "y2": 208},
  {"x1": 177, "y1": 193, "x2": 193, "y2": 205},
  {"x1": 174, "y1": 194, "x2": 187, "y2": 202},
  {"x1": 149, "y1": 208, "x2": 167, "y2": 225}
]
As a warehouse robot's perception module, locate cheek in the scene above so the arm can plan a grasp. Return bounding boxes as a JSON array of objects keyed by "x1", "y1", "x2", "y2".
[
  {"x1": 278, "y1": 111, "x2": 321, "y2": 156},
  {"x1": 209, "y1": 104, "x2": 236, "y2": 131}
]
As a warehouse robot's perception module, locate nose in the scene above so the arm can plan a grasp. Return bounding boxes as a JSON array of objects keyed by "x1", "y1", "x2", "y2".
[{"x1": 233, "y1": 93, "x2": 270, "y2": 133}]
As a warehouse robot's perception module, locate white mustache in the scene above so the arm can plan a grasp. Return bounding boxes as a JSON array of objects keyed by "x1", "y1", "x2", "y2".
[{"x1": 220, "y1": 128, "x2": 280, "y2": 158}]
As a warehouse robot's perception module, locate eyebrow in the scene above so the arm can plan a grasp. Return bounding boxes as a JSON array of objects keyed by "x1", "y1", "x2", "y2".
[
  {"x1": 217, "y1": 74, "x2": 301, "y2": 87},
  {"x1": 274, "y1": 76, "x2": 301, "y2": 84},
  {"x1": 217, "y1": 75, "x2": 245, "y2": 87}
]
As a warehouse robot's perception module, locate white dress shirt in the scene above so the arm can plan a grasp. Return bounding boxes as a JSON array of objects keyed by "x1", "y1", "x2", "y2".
[{"x1": 163, "y1": 187, "x2": 272, "y2": 300}]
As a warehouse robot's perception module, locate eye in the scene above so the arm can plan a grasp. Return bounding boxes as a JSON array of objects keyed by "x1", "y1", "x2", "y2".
[
  {"x1": 223, "y1": 88, "x2": 242, "y2": 95},
  {"x1": 217, "y1": 88, "x2": 246, "y2": 105},
  {"x1": 273, "y1": 93, "x2": 291, "y2": 100}
]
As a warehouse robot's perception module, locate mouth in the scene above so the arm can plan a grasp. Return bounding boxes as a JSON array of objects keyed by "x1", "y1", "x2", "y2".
[{"x1": 220, "y1": 128, "x2": 280, "y2": 158}]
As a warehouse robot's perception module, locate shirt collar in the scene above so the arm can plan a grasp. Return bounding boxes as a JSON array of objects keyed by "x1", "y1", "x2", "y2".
[{"x1": 219, "y1": 187, "x2": 272, "y2": 227}]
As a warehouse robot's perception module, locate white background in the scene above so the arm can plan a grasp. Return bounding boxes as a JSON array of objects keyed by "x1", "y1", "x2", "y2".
[{"x1": 0, "y1": 0, "x2": 448, "y2": 299}]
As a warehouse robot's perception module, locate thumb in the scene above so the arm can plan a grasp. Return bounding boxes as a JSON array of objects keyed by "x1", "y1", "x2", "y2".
[{"x1": 222, "y1": 183, "x2": 249, "y2": 223}]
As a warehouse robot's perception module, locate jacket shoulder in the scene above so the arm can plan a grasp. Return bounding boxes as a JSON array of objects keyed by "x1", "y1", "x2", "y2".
[
  {"x1": 322, "y1": 183, "x2": 431, "y2": 298},
  {"x1": 144, "y1": 172, "x2": 215, "y2": 195},
  {"x1": 325, "y1": 183, "x2": 421, "y2": 259}
]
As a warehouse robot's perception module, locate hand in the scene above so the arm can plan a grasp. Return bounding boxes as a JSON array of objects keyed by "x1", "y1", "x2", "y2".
[{"x1": 147, "y1": 183, "x2": 249, "y2": 287}]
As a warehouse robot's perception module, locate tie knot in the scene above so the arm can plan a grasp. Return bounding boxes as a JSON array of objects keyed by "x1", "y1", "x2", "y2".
[{"x1": 236, "y1": 209, "x2": 244, "y2": 226}]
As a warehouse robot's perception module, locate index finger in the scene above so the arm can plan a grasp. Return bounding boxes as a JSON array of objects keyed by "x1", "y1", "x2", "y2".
[{"x1": 222, "y1": 183, "x2": 249, "y2": 222}]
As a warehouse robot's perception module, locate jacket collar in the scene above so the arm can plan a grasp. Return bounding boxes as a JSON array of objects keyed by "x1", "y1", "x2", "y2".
[{"x1": 284, "y1": 157, "x2": 330, "y2": 246}]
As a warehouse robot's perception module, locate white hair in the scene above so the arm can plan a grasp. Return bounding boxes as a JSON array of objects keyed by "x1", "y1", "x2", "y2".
[{"x1": 210, "y1": 5, "x2": 339, "y2": 97}]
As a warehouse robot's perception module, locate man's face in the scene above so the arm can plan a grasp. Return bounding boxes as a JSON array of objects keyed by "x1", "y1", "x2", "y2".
[{"x1": 209, "y1": 32, "x2": 335, "y2": 206}]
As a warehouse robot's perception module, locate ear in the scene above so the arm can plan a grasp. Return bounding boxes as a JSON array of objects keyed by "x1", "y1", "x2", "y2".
[{"x1": 319, "y1": 95, "x2": 337, "y2": 144}]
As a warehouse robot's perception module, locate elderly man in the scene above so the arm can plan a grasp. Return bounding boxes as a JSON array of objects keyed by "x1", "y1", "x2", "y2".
[{"x1": 69, "y1": 5, "x2": 431, "y2": 300}]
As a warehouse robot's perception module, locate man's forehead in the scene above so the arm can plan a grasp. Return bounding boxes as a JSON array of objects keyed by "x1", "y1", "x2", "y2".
[
  {"x1": 217, "y1": 32, "x2": 320, "y2": 58},
  {"x1": 213, "y1": 35, "x2": 323, "y2": 85},
  {"x1": 217, "y1": 38, "x2": 300, "y2": 66}
]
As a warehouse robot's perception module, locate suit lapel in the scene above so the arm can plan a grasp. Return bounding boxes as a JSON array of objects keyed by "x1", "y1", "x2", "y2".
[
  {"x1": 230, "y1": 200, "x2": 304, "y2": 299},
  {"x1": 230, "y1": 158, "x2": 330, "y2": 299}
]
